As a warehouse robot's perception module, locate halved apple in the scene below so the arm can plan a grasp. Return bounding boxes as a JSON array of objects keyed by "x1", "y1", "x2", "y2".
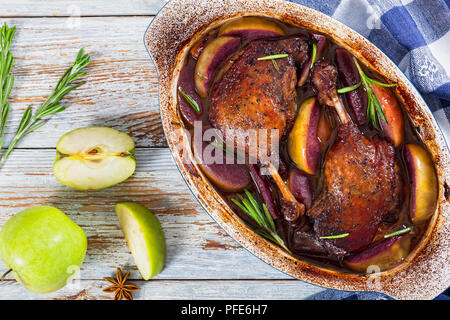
[
  {"x1": 287, "y1": 97, "x2": 321, "y2": 175},
  {"x1": 344, "y1": 235, "x2": 411, "y2": 273},
  {"x1": 403, "y1": 143, "x2": 438, "y2": 223},
  {"x1": 53, "y1": 127, "x2": 136, "y2": 190},
  {"x1": 218, "y1": 17, "x2": 286, "y2": 41},
  {"x1": 116, "y1": 202, "x2": 166, "y2": 280},
  {"x1": 194, "y1": 36, "x2": 240, "y2": 98}
]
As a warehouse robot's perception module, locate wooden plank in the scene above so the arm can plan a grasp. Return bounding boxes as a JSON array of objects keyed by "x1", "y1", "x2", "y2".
[
  {"x1": 0, "y1": 0, "x2": 168, "y2": 17},
  {"x1": 0, "y1": 148, "x2": 298, "y2": 280},
  {"x1": 0, "y1": 279, "x2": 324, "y2": 300},
  {"x1": 1, "y1": 17, "x2": 167, "y2": 148}
]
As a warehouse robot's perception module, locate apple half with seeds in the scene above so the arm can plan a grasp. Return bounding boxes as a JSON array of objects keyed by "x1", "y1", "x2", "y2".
[
  {"x1": 53, "y1": 127, "x2": 136, "y2": 190},
  {"x1": 116, "y1": 202, "x2": 166, "y2": 280}
]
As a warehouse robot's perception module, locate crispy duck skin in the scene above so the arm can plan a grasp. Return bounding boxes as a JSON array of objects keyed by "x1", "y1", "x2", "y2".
[
  {"x1": 209, "y1": 37, "x2": 309, "y2": 154},
  {"x1": 308, "y1": 60, "x2": 403, "y2": 257}
]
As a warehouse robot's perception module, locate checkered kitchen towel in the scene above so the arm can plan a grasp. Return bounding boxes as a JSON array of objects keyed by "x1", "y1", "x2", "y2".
[
  {"x1": 288, "y1": 0, "x2": 450, "y2": 144},
  {"x1": 286, "y1": 0, "x2": 450, "y2": 300}
]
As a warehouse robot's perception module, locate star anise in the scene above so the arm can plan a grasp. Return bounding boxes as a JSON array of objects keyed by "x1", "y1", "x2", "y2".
[{"x1": 103, "y1": 268, "x2": 140, "y2": 300}]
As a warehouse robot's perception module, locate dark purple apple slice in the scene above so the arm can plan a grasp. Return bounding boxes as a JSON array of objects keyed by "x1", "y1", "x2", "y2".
[
  {"x1": 194, "y1": 36, "x2": 240, "y2": 98},
  {"x1": 178, "y1": 61, "x2": 202, "y2": 127},
  {"x1": 335, "y1": 48, "x2": 368, "y2": 126},
  {"x1": 297, "y1": 34, "x2": 328, "y2": 87},
  {"x1": 287, "y1": 168, "x2": 313, "y2": 209},
  {"x1": 192, "y1": 133, "x2": 250, "y2": 192},
  {"x1": 218, "y1": 17, "x2": 286, "y2": 41},
  {"x1": 344, "y1": 235, "x2": 411, "y2": 273},
  {"x1": 248, "y1": 164, "x2": 280, "y2": 219}
]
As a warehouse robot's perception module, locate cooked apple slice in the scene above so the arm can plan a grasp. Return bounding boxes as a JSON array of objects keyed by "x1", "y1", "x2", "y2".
[
  {"x1": 371, "y1": 83, "x2": 404, "y2": 147},
  {"x1": 53, "y1": 127, "x2": 136, "y2": 190},
  {"x1": 116, "y1": 202, "x2": 166, "y2": 280},
  {"x1": 192, "y1": 134, "x2": 250, "y2": 192},
  {"x1": 403, "y1": 143, "x2": 438, "y2": 223},
  {"x1": 317, "y1": 110, "x2": 333, "y2": 152},
  {"x1": 287, "y1": 97, "x2": 321, "y2": 175},
  {"x1": 288, "y1": 168, "x2": 313, "y2": 208},
  {"x1": 345, "y1": 235, "x2": 411, "y2": 273},
  {"x1": 298, "y1": 34, "x2": 328, "y2": 87},
  {"x1": 218, "y1": 17, "x2": 286, "y2": 41},
  {"x1": 194, "y1": 36, "x2": 240, "y2": 98}
]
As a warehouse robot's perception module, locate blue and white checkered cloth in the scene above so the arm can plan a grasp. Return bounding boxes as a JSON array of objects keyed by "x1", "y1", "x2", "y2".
[
  {"x1": 288, "y1": 0, "x2": 450, "y2": 145},
  {"x1": 286, "y1": 0, "x2": 450, "y2": 300}
]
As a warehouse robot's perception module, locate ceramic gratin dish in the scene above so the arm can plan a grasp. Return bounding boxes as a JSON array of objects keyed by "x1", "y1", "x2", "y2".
[{"x1": 144, "y1": 0, "x2": 449, "y2": 299}]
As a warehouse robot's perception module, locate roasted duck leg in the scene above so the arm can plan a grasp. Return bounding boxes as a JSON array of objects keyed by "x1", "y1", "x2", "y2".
[
  {"x1": 308, "y1": 60, "x2": 404, "y2": 257},
  {"x1": 210, "y1": 37, "x2": 309, "y2": 220}
]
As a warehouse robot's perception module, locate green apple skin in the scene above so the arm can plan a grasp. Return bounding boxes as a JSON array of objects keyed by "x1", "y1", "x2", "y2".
[
  {"x1": 115, "y1": 202, "x2": 166, "y2": 280},
  {"x1": 0, "y1": 206, "x2": 87, "y2": 293},
  {"x1": 53, "y1": 127, "x2": 136, "y2": 190}
]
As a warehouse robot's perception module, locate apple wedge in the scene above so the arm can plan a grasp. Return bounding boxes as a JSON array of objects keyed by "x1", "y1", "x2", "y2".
[
  {"x1": 194, "y1": 36, "x2": 240, "y2": 98},
  {"x1": 371, "y1": 83, "x2": 404, "y2": 147},
  {"x1": 344, "y1": 235, "x2": 411, "y2": 273},
  {"x1": 288, "y1": 168, "x2": 313, "y2": 208},
  {"x1": 403, "y1": 143, "x2": 438, "y2": 223},
  {"x1": 317, "y1": 110, "x2": 334, "y2": 152},
  {"x1": 287, "y1": 97, "x2": 321, "y2": 175},
  {"x1": 192, "y1": 135, "x2": 250, "y2": 192},
  {"x1": 115, "y1": 202, "x2": 166, "y2": 280},
  {"x1": 53, "y1": 127, "x2": 136, "y2": 190},
  {"x1": 218, "y1": 17, "x2": 286, "y2": 41}
]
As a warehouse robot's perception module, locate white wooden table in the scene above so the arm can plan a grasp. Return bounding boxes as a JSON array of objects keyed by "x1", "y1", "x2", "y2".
[{"x1": 0, "y1": 0, "x2": 326, "y2": 300}]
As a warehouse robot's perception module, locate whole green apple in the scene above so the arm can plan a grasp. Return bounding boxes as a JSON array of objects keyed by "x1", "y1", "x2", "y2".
[{"x1": 0, "y1": 206, "x2": 87, "y2": 293}]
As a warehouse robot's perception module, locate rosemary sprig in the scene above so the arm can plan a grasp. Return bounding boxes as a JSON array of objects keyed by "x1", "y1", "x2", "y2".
[
  {"x1": 320, "y1": 233, "x2": 349, "y2": 240},
  {"x1": 209, "y1": 140, "x2": 246, "y2": 163},
  {"x1": 178, "y1": 87, "x2": 200, "y2": 114},
  {"x1": 384, "y1": 226, "x2": 413, "y2": 239},
  {"x1": 0, "y1": 48, "x2": 90, "y2": 163},
  {"x1": 257, "y1": 53, "x2": 288, "y2": 61},
  {"x1": 209, "y1": 141, "x2": 227, "y2": 153},
  {"x1": 0, "y1": 23, "x2": 16, "y2": 150},
  {"x1": 231, "y1": 189, "x2": 290, "y2": 252},
  {"x1": 310, "y1": 42, "x2": 317, "y2": 69},
  {"x1": 337, "y1": 81, "x2": 361, "y2": 94},
  {"x1": 337, "y1": 57, "x2": 397, "y2": 130}
]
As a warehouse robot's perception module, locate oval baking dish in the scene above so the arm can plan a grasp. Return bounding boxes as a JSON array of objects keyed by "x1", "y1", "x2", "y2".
[{"x1": 144, "y1": 0, "x2": 450, "y2": 299}]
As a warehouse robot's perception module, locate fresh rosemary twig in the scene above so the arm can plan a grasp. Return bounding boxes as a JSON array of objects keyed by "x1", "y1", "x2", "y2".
[
  {"x1": 231, "y1": 189, "x2": 290, "y2": 252},
  {"x1": 0, "y1": 48, "x2": 90, "y2": 163},
  {"x1": 257, "y1": 53, "x2": 288, "y2": 61},
  {"x1": 178, "y1": 87, "x2": 200, "y2": 114},
  {"x1": 384, "y1": 226, "x2": 413, "y2": 239},
  {"x1": 320, "y1": 233, "x2": 349, "y2": 240},
  {"x1": 310, "y1": 42, "x2": 317, "y2": 69},
  {"x1": 0, "y1": 23, "x2": 16, "y2": 150},
  {"x1": 337, "y1": 57, "x2": 397, "y2": 130}
]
